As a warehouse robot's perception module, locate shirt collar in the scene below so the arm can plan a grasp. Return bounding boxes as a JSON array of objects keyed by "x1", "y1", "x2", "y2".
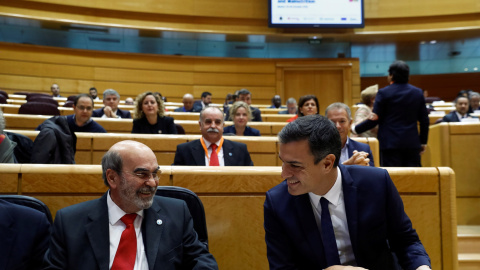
[
  {"x1": 308, "y1": 167, "x2": 342, "y2": 207},
  {"x1": 107, "y1": 190, "x2": 144, "y2": 225},
  {"x1": 202, "y1": 137, "x2": 222, "y2": 148}
]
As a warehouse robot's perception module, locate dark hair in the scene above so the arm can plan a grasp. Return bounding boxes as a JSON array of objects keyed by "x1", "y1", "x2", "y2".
[
  {"x1": 457, "y1": 89, "x2": 472, "y2": 98},
  {"x1": 237, "y1": 89, "x2": 251, "y2": 96},
  {"x1": 74, "y1": 93, "x2": 94, "y2": 106},
  {"x1": 101, "y1": 149, "x2": 123, "y2": 187},
  {"x1": 388, "y1": 60, "x2": 410, "y2": 84},
  {"x1": 297, "y1": 95, "x2": 319, "y2": 117},
  {"x1": 201, "y1": 91, "x2": 212, "y2": 98},
  {"x1": 89, "y1": 87, "x2": 97, "y2": 92},
  {"x1": 278, "y1": 114, "x2": 341, "y2": 167},
  {"x1": 454, "y1": 95, "x2": 469, "y2": 104}
]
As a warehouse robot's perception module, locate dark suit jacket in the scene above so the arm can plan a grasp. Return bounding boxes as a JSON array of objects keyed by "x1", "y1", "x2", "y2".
[
  {"x1": 0, "y1": 199, "x2": 50, "y2": 270},
  {"x1": 264, "y1": 165, "x2": 430, "y2": 270},
  {"x1": 173, "y1": 139, "x2": 253, "y2": 166},
  {"x1": 174, "y1": 107, "x2": 194, "y2": 112},
  {"x1": 192, "y1": 101, "x2": 204, "y2": 112},
  {"x1": 92, "y1": 107, "x2": 132, "y2": 118},
  {"x1": 347, "y1": 138, "x2": 375, "y2": 167},
  {"x1": 355, "y1": 83, "x2": 429, "y2": 150},
  {"x1": 442, "y1": 111, "x2": 461, "y2": 122},
  {"x1": 43, "y1": 193, "x2": 218, "y2": 270}
]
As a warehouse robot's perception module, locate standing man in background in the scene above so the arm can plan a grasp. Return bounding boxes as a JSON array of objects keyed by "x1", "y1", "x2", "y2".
[{"x1": 352, "y1": 60, "x2": 429, "y2": 167}]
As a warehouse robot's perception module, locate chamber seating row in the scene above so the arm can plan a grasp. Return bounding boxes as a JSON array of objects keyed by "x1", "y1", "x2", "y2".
[
  {"x1": 0, "y1": 164, "x2": 457, "y2": 270},
  {"x1": 4, "y1": 130, "x2": 381, "y2": 167}
]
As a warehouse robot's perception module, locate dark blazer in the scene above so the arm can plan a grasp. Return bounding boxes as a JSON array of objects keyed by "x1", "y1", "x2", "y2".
[
  {"x1": 132, "y1": 116, "x2": 177, "y2": 135},
  {"x1": 223, "y1": 125, "x2": 261, "y2": 136},
  {"x1": 347, "y1": 138, "x2": 375, "y2": 167},
  {"x1": 43, "y1": 193, "x2": 218, "y2": 270},
  {"x1": 442, "y1": 111, "x2": 461, "y2": 122},
  {"x1": 174, "y1": 107, "x2": 194, "y2": 112},
  {"x1": 355, "y1": 83, "x2": 429, "y2": 150},
  {"x1": 173, "y1": 139, "x2": 253, "y2": 166},
  {"x1": 0, "y1": 199, "x2": 50, "y2": 270},
  {"x1": 192, "y1": 101, "x2": 204, "y2": 112},
  {"x1": 264, "y1": 165, "x2": 430, "y2": 270},
  {"x1": 92, "y1": 107, "x2": 132, "y2": 118}
]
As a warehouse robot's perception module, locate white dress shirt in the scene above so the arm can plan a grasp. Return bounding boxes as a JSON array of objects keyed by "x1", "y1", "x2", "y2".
[
  {"x1": 107, "y1": 192, "x2": 148, "y2": 270},
  {"x1": 203, "y1": 138, "x2": 225, "y2": 166},
  {"x1": 339, "y1": 138, "x2": 350, "y2": 165}
]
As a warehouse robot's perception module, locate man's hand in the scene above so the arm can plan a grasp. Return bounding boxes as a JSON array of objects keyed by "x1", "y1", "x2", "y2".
[
  {"x1": 326, "y1": 266, "x2": 368, "y2": 270},
  {"x1": 420, "y1": 144, "x2": 427, "y2": 155},
  {"x1": 103, "y1": 106, "x2": 115, "y2": 118},
  {"x1": 367, "y1": 112, "x2": 378, "y2": 121},
  {"x1": 342, "y1": 150, "x2": 370, "y2": 166}
]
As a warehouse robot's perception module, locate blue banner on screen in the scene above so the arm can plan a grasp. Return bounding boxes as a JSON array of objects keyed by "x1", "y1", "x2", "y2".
[{"x1": 268, "y1": 0, "x2": 364, "y2": 28}]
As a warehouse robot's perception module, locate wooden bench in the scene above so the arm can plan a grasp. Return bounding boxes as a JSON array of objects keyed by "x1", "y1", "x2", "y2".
[
  {"x1": 422, "y1": 122, "x2": 480, "y2": 225},
  {"x1": 0, "y1": 165, "x2": 457, "y2": 270}
]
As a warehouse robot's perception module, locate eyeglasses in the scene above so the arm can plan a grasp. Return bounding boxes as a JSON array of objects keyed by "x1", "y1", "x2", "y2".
[{"x1": 122, "y1": 167, "x2": 161, "y2": 181}]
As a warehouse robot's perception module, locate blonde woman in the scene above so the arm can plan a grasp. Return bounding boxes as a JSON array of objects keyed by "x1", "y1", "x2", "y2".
[
  {"x1": 131, "y1": 91, "x2": 177, "y2": 134},
  {"x1": 353, "y1": 85, "x2": 378, "y2": 138},
  {"x1": 223, "y1": 101, "x2": 260, "y2": 136}
]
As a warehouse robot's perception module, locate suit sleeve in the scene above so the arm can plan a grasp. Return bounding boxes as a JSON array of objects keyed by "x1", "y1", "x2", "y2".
[
  {"x1": 131, "y1": 119, "x2": 141, "y2": 134},
  {"x1": 43, "y1": 210, "x2": 68, "y2": 270},
  {"x1": 179, "y1": 202, "x2": 219, "y2": 269},
  {"x1": 417, "y1": 96, "x2": 429, "y2": 145},
  {"x1": 28, "y1": 211, "x2": 51, "y2": 270},
  {"x1": 383, "y1": 170, "x2": 431, "y2": 269},
  {"x1": 30, "y1": 129, "x2": 56, "y2": 164},
  {"x1": 264, "y1": 192, "x2": 298, "y2": 270}
]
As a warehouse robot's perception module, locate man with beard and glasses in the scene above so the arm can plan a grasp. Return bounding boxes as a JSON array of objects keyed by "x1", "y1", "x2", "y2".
[
  {"x1": 173, "y1": 106, "x2": 253, "y2": 166},
  {"x1": 43, "y1": 140, "x2": 218, "y2": 270}
]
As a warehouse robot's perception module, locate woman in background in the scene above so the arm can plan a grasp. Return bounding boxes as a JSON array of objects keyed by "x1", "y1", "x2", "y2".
[
  {"x1": 287, "y1": 95, "x2": 319, "y2": 122},
  {"x1": 223, "y1": 101, "x2": 260, "y2": 136},
  {"x1": 131, "y1": 91, "x2": 177, "y2": 134},
  {"x1": 353, "y1": 84, "x2": 378, "y2": 138}
]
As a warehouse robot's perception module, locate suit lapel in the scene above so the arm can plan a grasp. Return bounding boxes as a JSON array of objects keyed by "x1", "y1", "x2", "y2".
[
  {"x1": 339, "y1": 165, "x2": 359, "y2": 262},
  {"x1": 0, "y1": 203, "x2": 15, "y2": 270},
  {"x1": 144, "y1": 198, "x2": 164, "y2": 270},
  {"x1": 293, "y1": 194, "x2": 326, "y2": 268},
  {"x1": 85, "y1": 194, "x2": 110, "y2": 270},
  {"x1": 222, "y1": 140, "x2": 234, "y2": 166},
  {"x1": 191, "y1": 140, "x2": 206, "y2": 165}
]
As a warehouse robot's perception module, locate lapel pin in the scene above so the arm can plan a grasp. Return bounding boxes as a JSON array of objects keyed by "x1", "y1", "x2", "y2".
[
  {"x1": 229, "y1": 153, "x2": 233, "y2": 156},
  {"x1": 156, "y1": 219, "x2": 162, "y2": 225}
]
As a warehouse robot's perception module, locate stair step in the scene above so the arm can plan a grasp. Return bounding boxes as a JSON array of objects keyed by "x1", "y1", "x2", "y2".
[
  {"x1": 459, "y1": 254, "x2": 480, "y2": 270},
  {"x1": 459, "y1": 226, "x2": 480, "y2": 254}
]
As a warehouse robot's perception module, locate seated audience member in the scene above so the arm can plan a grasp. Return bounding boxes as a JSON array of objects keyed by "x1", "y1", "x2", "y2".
[
  {"x1": 132, "y1": 91, "x2": 177, "y2": 134},
  {"x1": 279, "y1": 98, "x2": 297, "y2": 115},
  {"x1": 67, "y1": 94, "x2": 107, "y2": 133},
  {"x1": 0, "y1": 199, "x2": 51, "y2": 270},
  {"x1": 225, "y1": 93, "x2": 234, "y2": 105},
  {"x1": 193, "y1": 91, "x2": 212, "y2": 112},
  {"x1": 43, "y1": 140, "x2": 219, "y2": 269},
  {"x1": 0, "y1": 110, "x2": 17, "y2": 163},
  {"x1": 224, "y1": 101, "x2": 261, "y2": 136},
  {"x1": 92, "y1": 89, "x2": 132, "y2": 118},
  {"x1": 125, "y1": 97, "x2": 135, "y2": 105},
  {"x1": 173, "y1": 107, "x2": 253, "y2": 166},
  {"x1": 51, "y1": 83, "x2": 62, "y2": 97},
  {"x1": 287, "y1": 95, "x2": 319, "y2": 122},
  {"x1": 353, "y1": 84, "x2": 378, "y2": 138},
  {"x1": 224, "y1": 89, "x2": 262, "y2": 122},
  {"x1": 268, "y1": 95, "x2": 286, "y2": 109},
  {"x1": 89, "y1": 87, "x2": 99, "y2": 100},
  {"x1": 325, "y1": 102, "x2": 374, "y2": 166},
  {"x1": 468, "y1": 91, "x2": 480, "y2": 113},
  {"x1": 457, "y1": 89, "x2": 472, "y2": 98},
  {"x1": 442, "y1": 96, "x2": 476, "y2": 122},
  {"x1": 174, "y1": 93, "x2": 195, "y2": 112},
  {"x1": 264, "y1": 114, "x2": 431, "y2": 270}
]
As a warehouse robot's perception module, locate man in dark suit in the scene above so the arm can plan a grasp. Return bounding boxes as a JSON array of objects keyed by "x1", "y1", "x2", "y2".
[
  {"x1": 352, "y1": 60, "x2": 429, "y2": 167},
  {"x1": 173, "y1": 106, "x2": 253, "y2": 166},
  {"x1": 442, "y1": 96, "x2": 472, "y2": 122},
  {"x1": 264, "y1": 115, "x2": 431, "y2": 270},
  {"x1": 92, "y1": 89, "x2": 132, "y2": 118},
  {"x1": 174, "y1": 93, "x2": 195, "y2": 112},
  {"x1": 0, "y1": 199, "x2": 50, "y2": 270},
  {"x1": 44, "y1": 140, "x2": 218, "y2": 270},
  {"x1": 193, "y1": 91, "x2": 212, "y2": 112},
  {"x1": 326, "y1": 102, "x2": 374, "y2": 167}
]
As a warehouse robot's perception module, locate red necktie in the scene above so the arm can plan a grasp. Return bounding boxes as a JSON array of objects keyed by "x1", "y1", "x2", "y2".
[
  {"x1": 210, "y1": 144, "x2": 219, "y2": 166},
  {"x1": 111, "y1": 213, "x2": 137, "y2": 270}
]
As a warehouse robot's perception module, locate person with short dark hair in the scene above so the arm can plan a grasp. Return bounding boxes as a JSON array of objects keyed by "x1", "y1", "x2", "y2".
[
  {"x1": 279, "y1": 98, "x2": 297, "y2": 115},
  {"x1": 92, "y1": 89, "x2": 131, "y2": 118},
  {"x1": 51, "y1": 83, "x2": 62, "y2": 97},
  {"x1": 268, "y1": 95, "x2": 285, "y2": 109},
  {"x1": 67, "y1": 94, "x2": 107, "y2": 133},
  {"x1": 287, "y1": 95, "x2": 319, "y2": 122},
  {"x1": 89, "y1": 87, "x2": 99, "y2": 100},
  {"x1": 174, "y1": 93, "x2": 195, "y2": 112},
  {"x1": 193, "y1": 91, "x2": 212, "y2": 112},
  {"x1": 173, "y1": 107, "x2": 253, "y2": 166},
  {"x1": 264, "y1": 114, "x2": 431, "y2": 270},
  {"x1": 131, "y1": 91, "x2": 177, "y2": 134},
  {"x1": 352, "y1": 60, "x2": 429, "y2": 167},
  {"x1": 442, "y1": 95, "x2": 475, "y2": 122},
  {"x1": 43, "y1": 140, "x2": 219, "y2": 269}
]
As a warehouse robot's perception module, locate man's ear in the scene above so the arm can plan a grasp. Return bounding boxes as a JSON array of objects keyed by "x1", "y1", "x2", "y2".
[
  {"x1": 323, "y1": 154, "x2": 336, "y2": 172},
  {"x1": 106, "y1": 169, "x2": 120, "y2": 189}
]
